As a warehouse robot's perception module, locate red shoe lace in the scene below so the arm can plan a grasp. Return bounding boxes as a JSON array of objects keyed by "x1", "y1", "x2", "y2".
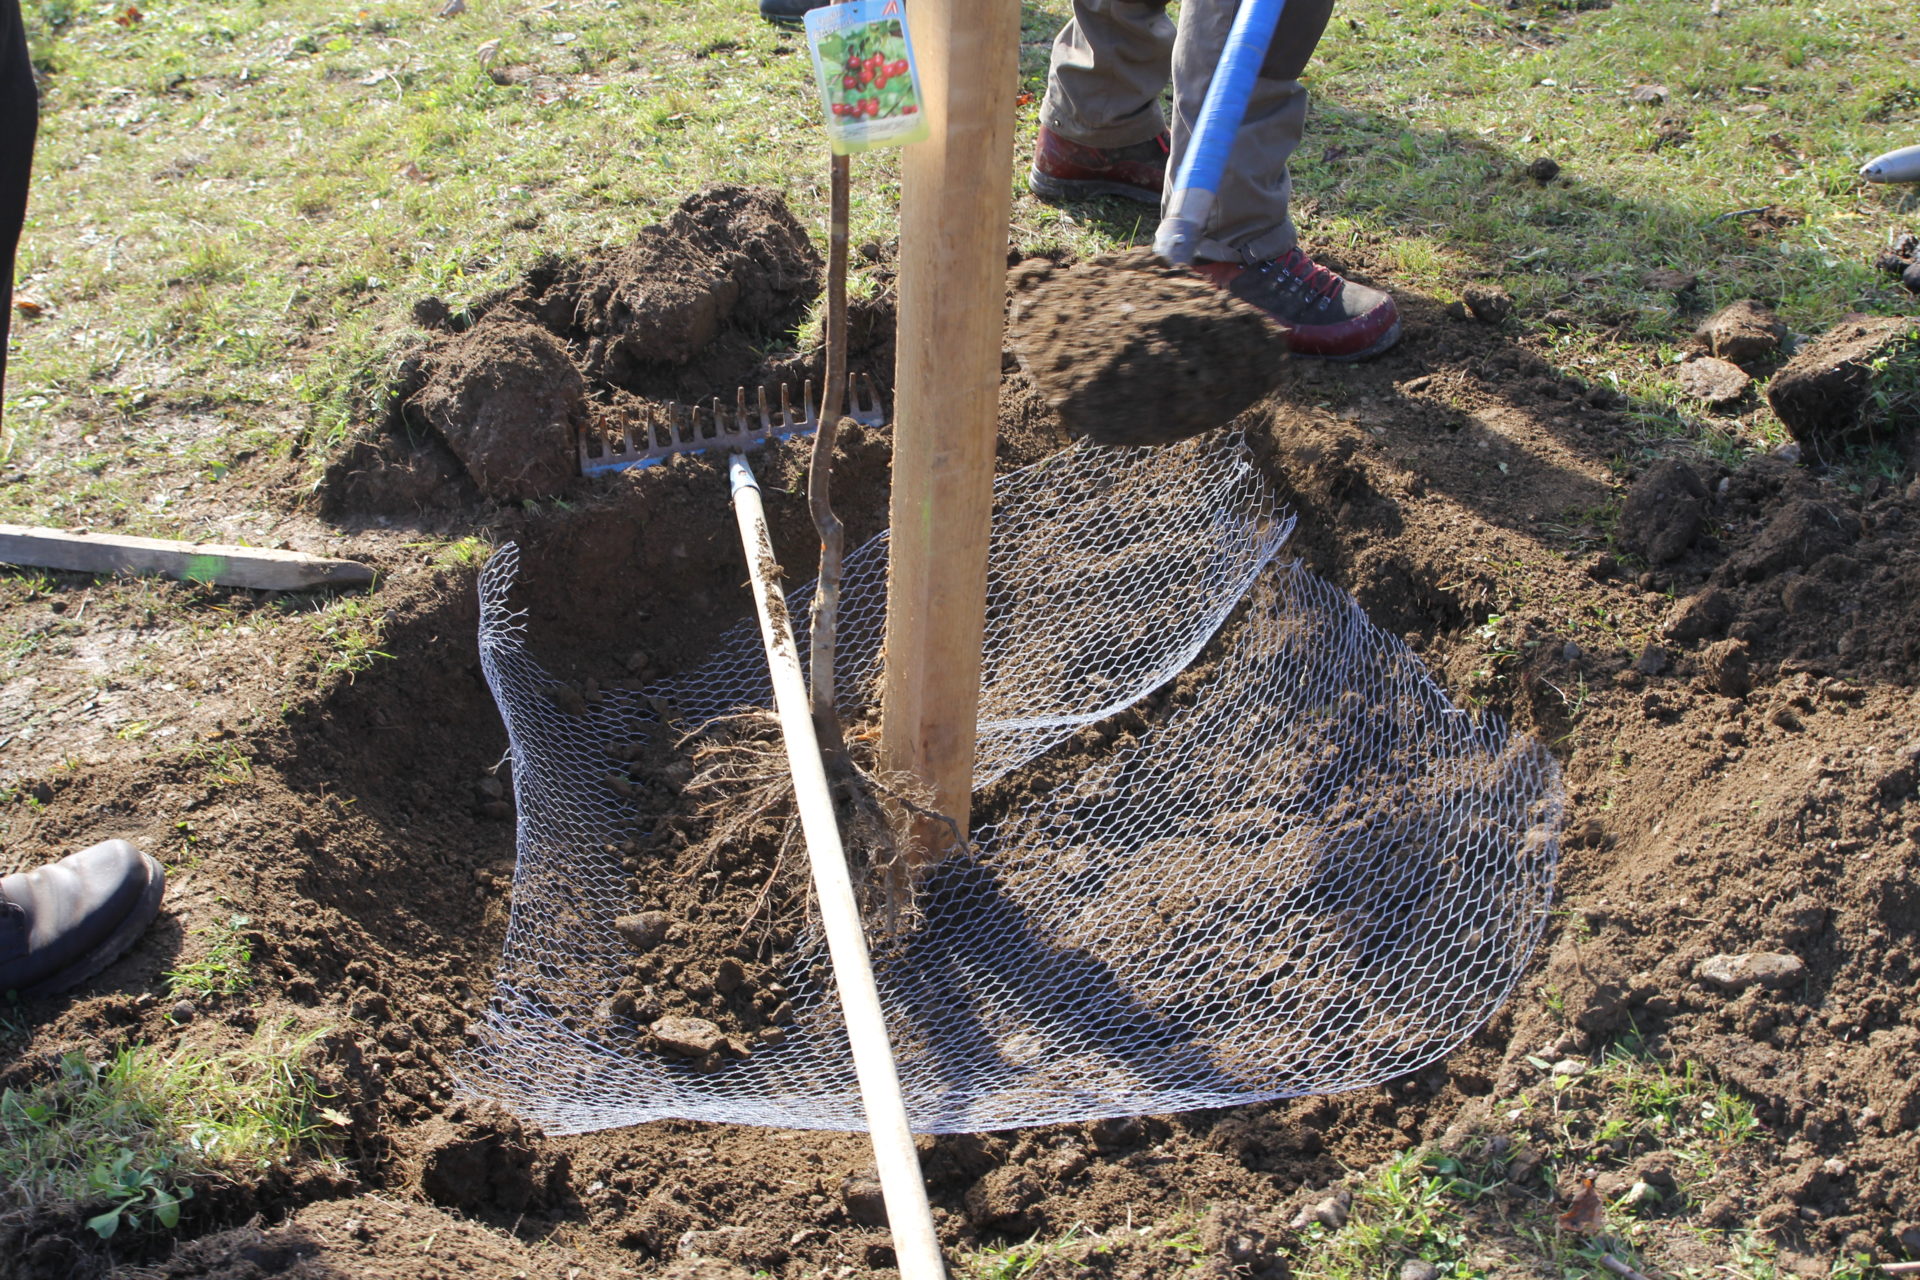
[{"x1": 1269, "y1": 248, "x2": 1341, "y2": 302}]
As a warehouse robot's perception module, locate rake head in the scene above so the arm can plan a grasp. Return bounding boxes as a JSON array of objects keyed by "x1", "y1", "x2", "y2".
[{"x1": 578, "y1": 375, "x2": 886, "y2": 476}]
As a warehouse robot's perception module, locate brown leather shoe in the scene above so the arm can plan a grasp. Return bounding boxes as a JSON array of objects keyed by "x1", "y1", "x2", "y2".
[
  {"x1": 1193, "y1": 249, "x2": 1402, "y2": 361},
  {"x1": 1029, "y1": 126, "x2": 1169, "y2": 205},
  {"x1": 0, "y1": 839, "x2": 165, "y2": 999}
]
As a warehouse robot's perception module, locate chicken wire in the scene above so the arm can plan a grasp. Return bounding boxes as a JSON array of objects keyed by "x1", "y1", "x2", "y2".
[{"x1": 459, "y1": 432, "x2": 1562, "y2": 1134}]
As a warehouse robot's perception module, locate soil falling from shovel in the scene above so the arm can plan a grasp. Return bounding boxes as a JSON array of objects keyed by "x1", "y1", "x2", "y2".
[{"x1": 1006, "y1": 250, "x2": 1293, "y2": 447}]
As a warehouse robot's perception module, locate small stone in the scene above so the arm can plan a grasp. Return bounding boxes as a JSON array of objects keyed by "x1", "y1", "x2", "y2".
[
  {"x1": 1620, "y1": 1180, "x2": 1660, "y2": 1208},
  {"x1": 1311, "y1": 1190, "x2": 1351, "y2": 1229},
  {"x1": 1905, "y1": 262, "x2": 1920, "y2": 296},
  {"x1": 1462, "y1": 284, "x2": 1514, "y2": 324},
  {"x1": 1445, "y1": 299, "x2": 1470, "y2": 322},
  {"x1": 1634, "y1": 644, "x2": 1669, "y2": 676},
  {"x1": 652, "y1": 1015, "x2": 727, "y2": 1058},
  {"x1": 1629, "y1": 83, "x2": 1670, "y2": 104},
  {"x1": 480, "y1": 800, "x2": 514, "y2": 821},
  {"x1": 1675, "y1": 356, "x2": 1751, "y2": 406},
  {"x1": 1551, "y1": 1058, "x2": 1587, "y2": 1077},
  {"x1": 1694, "y1": 951, "x2": 1806, "y2": 992},
  {"x1": 1526, "y1": 156, "x2": 1560, "y2": 182},
  {"x1": 475, "y1": 775, "x2": 505, "y2": 801},
  {"x1": 1401, "y1": 1261, "x2": 1442, "y2": 1280},
  {"x1": 1895, "y1": 1222, "x2": 1920, "y2": 1254},
  {"x1": 615, "y1": 911, "x2": 671, "y2": 951},
  {"x1": 842, "y1": 1172, "x2": 889, "y2": 1227},
  {"x1": 170, "y1": 999, "x2": 196, "y2": 1023},
  {"x1": 1561, "y1": 641, "x2": 1582, "y2": 662},
  {"x1": 1697, "y1": 299, "x2": 1786, "y2": 364}
]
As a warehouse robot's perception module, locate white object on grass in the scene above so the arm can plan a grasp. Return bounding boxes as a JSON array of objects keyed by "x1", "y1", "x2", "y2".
[{"x1": 1860, "y1": 144, "x2": 1920, "y2": 183}]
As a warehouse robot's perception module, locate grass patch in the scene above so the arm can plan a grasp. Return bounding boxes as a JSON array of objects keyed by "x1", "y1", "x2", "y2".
[
  {"x1": 301, "y1": 595, "x2": 392, "y2": 681},
  {"x1": 164, "y1": 911, "x2": 254, "y2": 1000},
  {"x1": 0, "y1": 1029, "x2": 336, "y2": 1239}
]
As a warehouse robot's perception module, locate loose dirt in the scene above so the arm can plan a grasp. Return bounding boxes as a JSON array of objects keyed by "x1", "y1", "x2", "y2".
[
  {"x1": 6, "y1": 186, "x2": 1920, "y2": 1279},
  {"x1": 1006, "y1": 251, "x2": 1292, "y2": 447}
]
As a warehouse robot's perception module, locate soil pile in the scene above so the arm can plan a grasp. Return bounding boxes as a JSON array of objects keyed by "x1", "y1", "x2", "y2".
[
  {"x1": 1006, "y1": 251, "x2": 1291, "y2": 447},
  {"x1": 330, "y1": 185, "x2": 833, "y2": 509}
]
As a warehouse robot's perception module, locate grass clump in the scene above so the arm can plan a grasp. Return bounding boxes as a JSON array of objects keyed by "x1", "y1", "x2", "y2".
[
  {"x1": 0, "y1": 1031, "x2": 336, "y2": 1239},
  {"x1": 164, "y1": 911, "x2": 255, "y2": 1000}
]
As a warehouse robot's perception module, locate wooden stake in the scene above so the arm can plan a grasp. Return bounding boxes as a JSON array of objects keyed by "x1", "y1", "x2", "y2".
[
  {"x1": 0, "y1": 524, "x2": 373, "y2": 592},
  {"x1": 879, "y1": 0, "x2": 1020, "y2": 851}
]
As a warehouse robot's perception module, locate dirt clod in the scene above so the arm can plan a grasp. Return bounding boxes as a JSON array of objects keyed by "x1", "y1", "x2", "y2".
[
  {"x1": 1675, "y1": 355, "x2": 1751, "y2": 406},
  {"x1": 841, "y1": 1172, "x2": 888, "y2": 1227},
  {"x1": 1765, "y1": 313, "x2": 1919, "y2": 457},
  {"x1": 1006, "y1": 251, "x2": 1291, "y2": 447},
  {"x1": 1696, "y1": 299, "x2": 1786, "y2": 365},
  {"x1": 1618, "y1": 458, "x2": 1707, "y2": 562},
  {"x1": 410, "y1": 319, "x2": 586, "y2": 501},
  {"x1": 1462, "y1": 284, "x2": 1514, "y2": 324}
]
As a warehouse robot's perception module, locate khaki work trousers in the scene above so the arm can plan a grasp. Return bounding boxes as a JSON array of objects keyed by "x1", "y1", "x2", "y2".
[{"x1": 1039, "y1": 0, "x2": 1336, "y2": 263}]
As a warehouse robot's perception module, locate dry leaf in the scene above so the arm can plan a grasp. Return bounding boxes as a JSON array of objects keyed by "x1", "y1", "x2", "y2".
[
  {"x1": 1558, "y1": 1178, "x2": 1607, "y2": 1235},
  {"x1": 476, "y1": 38, "x2": 502, "y2": 67},
  {"x1": 14, "y1": 297, "x2": 44, "y2": 317},
  {"x1": 113, "y1": 4, "x2": 142, "y2": 25},
  {"x1": 396, "y1": 161, "x2": 431, "y2": 183},
  {"x1": 439, "y1": 0, "x2": 467, "y2": 14}
]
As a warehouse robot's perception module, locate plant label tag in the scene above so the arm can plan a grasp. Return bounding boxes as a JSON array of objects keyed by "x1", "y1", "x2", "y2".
[{"x1": 803, "y1": 1, "x2": 930, "y2": 155}]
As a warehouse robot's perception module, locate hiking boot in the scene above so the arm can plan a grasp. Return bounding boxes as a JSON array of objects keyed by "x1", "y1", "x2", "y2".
[
  {"x1": 1029, "y1": 126, "x2": 1168, "y2": 205},
  {"x1": 759, "y1": 0, "x2": 826, "y2": 26},
  {"x1": 1193, "y1": 248, "x2": 1402, "y2": 361},
  {"x1": 0, "y1": 839, "x2": 165, "y2": 1000}
]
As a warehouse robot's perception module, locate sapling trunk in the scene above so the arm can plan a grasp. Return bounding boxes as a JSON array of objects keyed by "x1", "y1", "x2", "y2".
[{"x1": 808, "y1": 152, "x2": 851, "y2": 763}]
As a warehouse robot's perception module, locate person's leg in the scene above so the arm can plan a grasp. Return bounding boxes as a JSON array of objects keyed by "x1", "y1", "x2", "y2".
[
  {"x1": 1030, "y1": 0, "x2": 1175, "y2": 204},
  {"x1": 1, "y1": 0, "x2": 40, "y2": 408},
  {"x1": 1170, "y1": 0, "x2": 1399, "y2": 359},
  {"x1": 1168, "y1": 0, "x2": 1332, "y2": 263}
]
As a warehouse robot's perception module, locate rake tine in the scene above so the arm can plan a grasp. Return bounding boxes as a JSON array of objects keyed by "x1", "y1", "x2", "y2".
[
  {"x1": 757, "y1": 384, "x2": 775, "y2": 435},
  {"x1": 802, "y1": 379, "x2": 818, "y2": 432},
  {"x1": 850, "y1": 373, "x2": 885, "y2": 426}
]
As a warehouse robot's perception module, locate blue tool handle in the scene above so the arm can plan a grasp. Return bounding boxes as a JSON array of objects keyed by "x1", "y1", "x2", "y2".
[{"x1": 1152, "y1": 0, "x2": 1289, "y2": 264}]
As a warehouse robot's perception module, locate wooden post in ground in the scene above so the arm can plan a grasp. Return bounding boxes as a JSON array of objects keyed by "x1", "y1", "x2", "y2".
[{"x1": 879, "y1": 0, "x2": 1021, "y2": 853}]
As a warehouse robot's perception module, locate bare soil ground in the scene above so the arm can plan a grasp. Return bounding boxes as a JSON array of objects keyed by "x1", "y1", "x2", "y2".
[{"x1": 4, "y1": 188, "x2": 1919, "y2": 1280}]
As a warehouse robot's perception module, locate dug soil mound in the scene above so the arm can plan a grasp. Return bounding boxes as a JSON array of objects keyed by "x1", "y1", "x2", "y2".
[
  {"x1": 8, "y1": 190, "x2": 1920, "y2": 1280},
  {"x1": 1006, "y1": 251, "x2": 1291, "y2": 447}
]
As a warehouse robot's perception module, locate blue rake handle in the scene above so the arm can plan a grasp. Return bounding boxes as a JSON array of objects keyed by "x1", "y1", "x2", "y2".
[{"x1": 1152, "y1": 0, "x2": 1290, "y2": 265}]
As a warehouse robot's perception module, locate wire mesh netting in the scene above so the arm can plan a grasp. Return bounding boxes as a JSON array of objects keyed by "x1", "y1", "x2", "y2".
[{"x1": 460, "y1": 431, "x2": 1563, "y2": 1134}]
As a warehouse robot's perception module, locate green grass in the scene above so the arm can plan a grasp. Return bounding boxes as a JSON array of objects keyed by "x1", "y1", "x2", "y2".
[
  {"x1": 0, "y1": 1030, "x2": 336, "y2": 1239},
  {"x1": 164, "y1": 910, "x2": 254, "y2": 999},
  {"x1": 9, "y1": 0, "x2": 1916, "y2": 526}
]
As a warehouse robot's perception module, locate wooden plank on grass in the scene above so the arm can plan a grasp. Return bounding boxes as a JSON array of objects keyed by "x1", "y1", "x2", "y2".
[
  {"x1": 0, "y1": 524, "x2": 375, "y2": 591},
  {"x1": 877, "y1": 0, "x2": 1022, "y2": 852}
]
